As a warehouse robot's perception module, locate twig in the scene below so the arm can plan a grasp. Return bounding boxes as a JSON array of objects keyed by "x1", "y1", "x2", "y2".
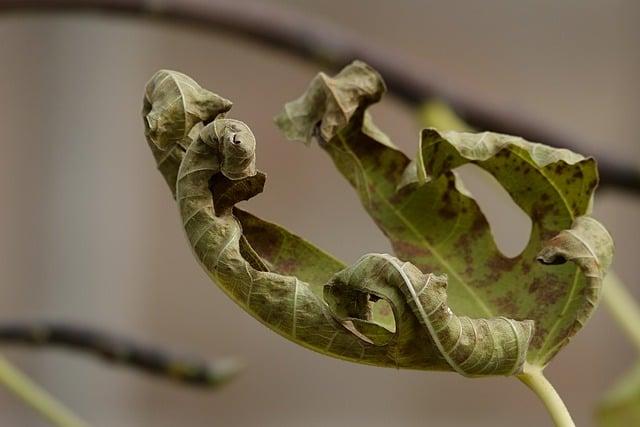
[
  {"x1": 0, "y1": 0, "x2": 637, "y2": 194},
  {"x1": 0, "y1": 321, "x2": 240, "y2": 387},
  {"x1": 602, "y1": 272, "x2": 640, "y2": 354},
  {"x1": 0, "y1": 354, "x2": 88, "y2": 427}
]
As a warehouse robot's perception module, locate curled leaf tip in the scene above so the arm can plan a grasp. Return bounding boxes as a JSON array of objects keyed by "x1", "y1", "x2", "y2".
[
  {"x1": 537, "y1": 216, "x2": 614, "y2": 273},
  {"x1": 143, "y1": 70, "x2": 232, "y2": 151},
  {"x1": 143, "y1": 69, "x2": 233, "y2": 196},
  {"x1": 200, "y1": 118, "x2": 257, "y2": 180},
  {"x1": 327, "y1": 253, "x2": 533, "y2": 376},
  {"x1": 275, "y1": 60, "x2": 386, "y2": 144}
]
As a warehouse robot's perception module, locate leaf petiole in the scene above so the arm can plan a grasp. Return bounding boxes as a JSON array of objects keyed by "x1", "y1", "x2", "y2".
[{"x1": 517, "y1": 364, "x2": 575, "y2": 427}]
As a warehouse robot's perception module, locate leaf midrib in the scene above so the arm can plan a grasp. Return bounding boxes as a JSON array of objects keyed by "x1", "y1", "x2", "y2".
[
  {"x1": 336, "y1": 134, "x2": 494, "y2": 317},
  {"x1": 333, "y1": 131, "x2": 589, "y2": 366}
]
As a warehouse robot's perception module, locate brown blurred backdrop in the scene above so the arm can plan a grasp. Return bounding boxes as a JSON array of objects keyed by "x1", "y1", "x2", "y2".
[{"x1": 0, "y1": 1, "x2": 638, "y2": 426}]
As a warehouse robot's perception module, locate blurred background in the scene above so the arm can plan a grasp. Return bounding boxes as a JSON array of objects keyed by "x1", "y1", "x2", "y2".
[{"x1": 0, "y1": 0, "x2": 638, "y2": 425}]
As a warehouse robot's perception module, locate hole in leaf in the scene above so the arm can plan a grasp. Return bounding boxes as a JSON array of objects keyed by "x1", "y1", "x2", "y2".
[
  {"x1": 454, "y1": 164, "x2": 532, "y2": 258},
  {"x1": 348, "y1": 294, "x2": 395, "y2": 346},
  {"x1": 323, "y1": 285, "x2": 396, "y2": 345},
  {"x1": 370, "y1": 296, "x2": 396, "y2": 333}
]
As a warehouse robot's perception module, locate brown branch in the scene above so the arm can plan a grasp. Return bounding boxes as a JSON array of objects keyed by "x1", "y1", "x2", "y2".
[
  {"x1": 0, "y1": 321, "x2": 239, "y2": 387},
  {"x1": 0, "y1": 0, "x2": 638, "y2": 194}
]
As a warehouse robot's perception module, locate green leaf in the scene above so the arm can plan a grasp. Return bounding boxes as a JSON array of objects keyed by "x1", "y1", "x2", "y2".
[
  {"x1": 232, "y1": 208, "x2": 345, "y2": 298},
  {"x1": 143, "y1": 68, "x2": 542, "y2": 376},
  {"x1": 275, "y1": 60, "x2": 614, "y2": 368}
]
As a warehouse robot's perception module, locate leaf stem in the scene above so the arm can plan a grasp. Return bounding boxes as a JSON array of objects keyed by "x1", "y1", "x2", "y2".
[
  {"x1": 517, "y1": 365, "x2": 575, "y2": 427},
  {"x1": 0, "y1": 354, "x2": 89, "y2": 427},
  {"x1": 602, "y1": 271, "x2": 640, "y2": 354}
]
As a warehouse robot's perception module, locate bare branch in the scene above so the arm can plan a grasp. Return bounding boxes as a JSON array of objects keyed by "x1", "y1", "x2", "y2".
[
  {"x1": 0, "y1": 0, "x2": 637, "y2": 194},
  {"x1": 0, "y1": 322, "x2": 239, "y2": 387}
]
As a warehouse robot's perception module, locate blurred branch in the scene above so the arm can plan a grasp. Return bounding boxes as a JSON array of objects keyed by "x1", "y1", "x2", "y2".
[
  {"x1": 0, "y1": 0, "x2": 638, "y2": 195},
  {"x1": 0, "y1": 322, "x2": 240, "y2": 387},
  {"x1": 602, "y1": 273, "x2": 640, "y2": 354}
]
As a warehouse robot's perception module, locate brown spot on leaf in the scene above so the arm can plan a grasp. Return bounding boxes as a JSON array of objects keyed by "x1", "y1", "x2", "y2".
[
  {"x1": 488, "y1": 254, "x2": 517, "y2": 273},
  {"x1": 531, "y1": 203, "x2": 545, "y2": 225},
  {"x1": 530, "y1": 275, "x2": 565, "y2": 306},
  {"x1": 392, "y1": 240, "x2": 428, "y2": 261},
  {"x1": 470, "y1": 215, "x2": 487, "y2": 237},
  {"x1": 376, "y1": 303, "x2": 392, "y2": 317},
  {"x1": 528, "y1": 278, "x2": 542, "y2": 294},
  {"x1": 276, "y1": 257, "x2": 299, "y2": 274},
  {"x1": 554, "y1": 163, "x2": 567, "y2": 174},
  {"x1": 438, "y1": 206, "x2": 457, "y2": 220},
  {"x1": 529, "y1": 327, "x2": 546, "y2": 349},
  {"x1": 446, "y1": 176, "x2": 456, "y2": 190},
  {"x1": 454, "y1": 235, "x2": 474, "y2": 273},
  {"x1": 235, "y1": 209, "x2": 283, "y2": 260},
  {"x1": 494, "y1": 291, "x2": 518, "y2": 315},
  {"x1": 486, "y1": 254, "x2": 517, "y2": 282}
]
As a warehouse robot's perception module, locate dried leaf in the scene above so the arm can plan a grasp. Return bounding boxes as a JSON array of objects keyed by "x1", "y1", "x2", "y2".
[
  {"x1": 210, "y1": 172, "x2": 266, "y2": 215},
  {"x1": 143, "y1": 70, "x2": 232, "y2": 196},
  {"x1": 143, "y1": 68, "x2": 546, "y2": 376},
  {"x1": 275, "y1": 60, "x2": 614, "y2": 368},
  {"x1": 232, "y1": 208, "x2": 344, "y2": 297},
  {"x1": 327, "y1": 253, "x2": 533, "y2": 375}
]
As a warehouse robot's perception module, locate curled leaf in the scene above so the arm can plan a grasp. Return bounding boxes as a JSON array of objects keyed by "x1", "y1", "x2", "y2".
[
  {"x1": 275, "y1": 60, "x2": 385, "y2": 144},
  {"x1": 276, "y1": 61, "x2": 614, "y2": 368},
  {"x1": 210, "y1": 173, "x2": 266, "y2": 216},
  {"x1": 143, "y1": 69, "x2": 536, "y2": 376},
  {"x1": 143, "y1": 70, "x2": 232, "y2": 195},
  {"x1": 327, "y1": 253, "x2": 533, "y2": 376},
  {"x1": 538, "y1": 216, "x2": 613, "y2": 271}
]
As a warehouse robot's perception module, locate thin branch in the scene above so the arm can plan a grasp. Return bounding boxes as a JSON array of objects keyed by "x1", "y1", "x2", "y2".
[
  {"x1": 0, "y1": 0, "x2": 637, "y2": 194},
  {"x1": 0, "y1": 322, "x2": 240, "y2": 387},
  {"x1": 0, "y1": 354, "x2": 88, "y2": 427},
  {"x1": 602, "y1": 272, "x2": 640, "y2": 354}
]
